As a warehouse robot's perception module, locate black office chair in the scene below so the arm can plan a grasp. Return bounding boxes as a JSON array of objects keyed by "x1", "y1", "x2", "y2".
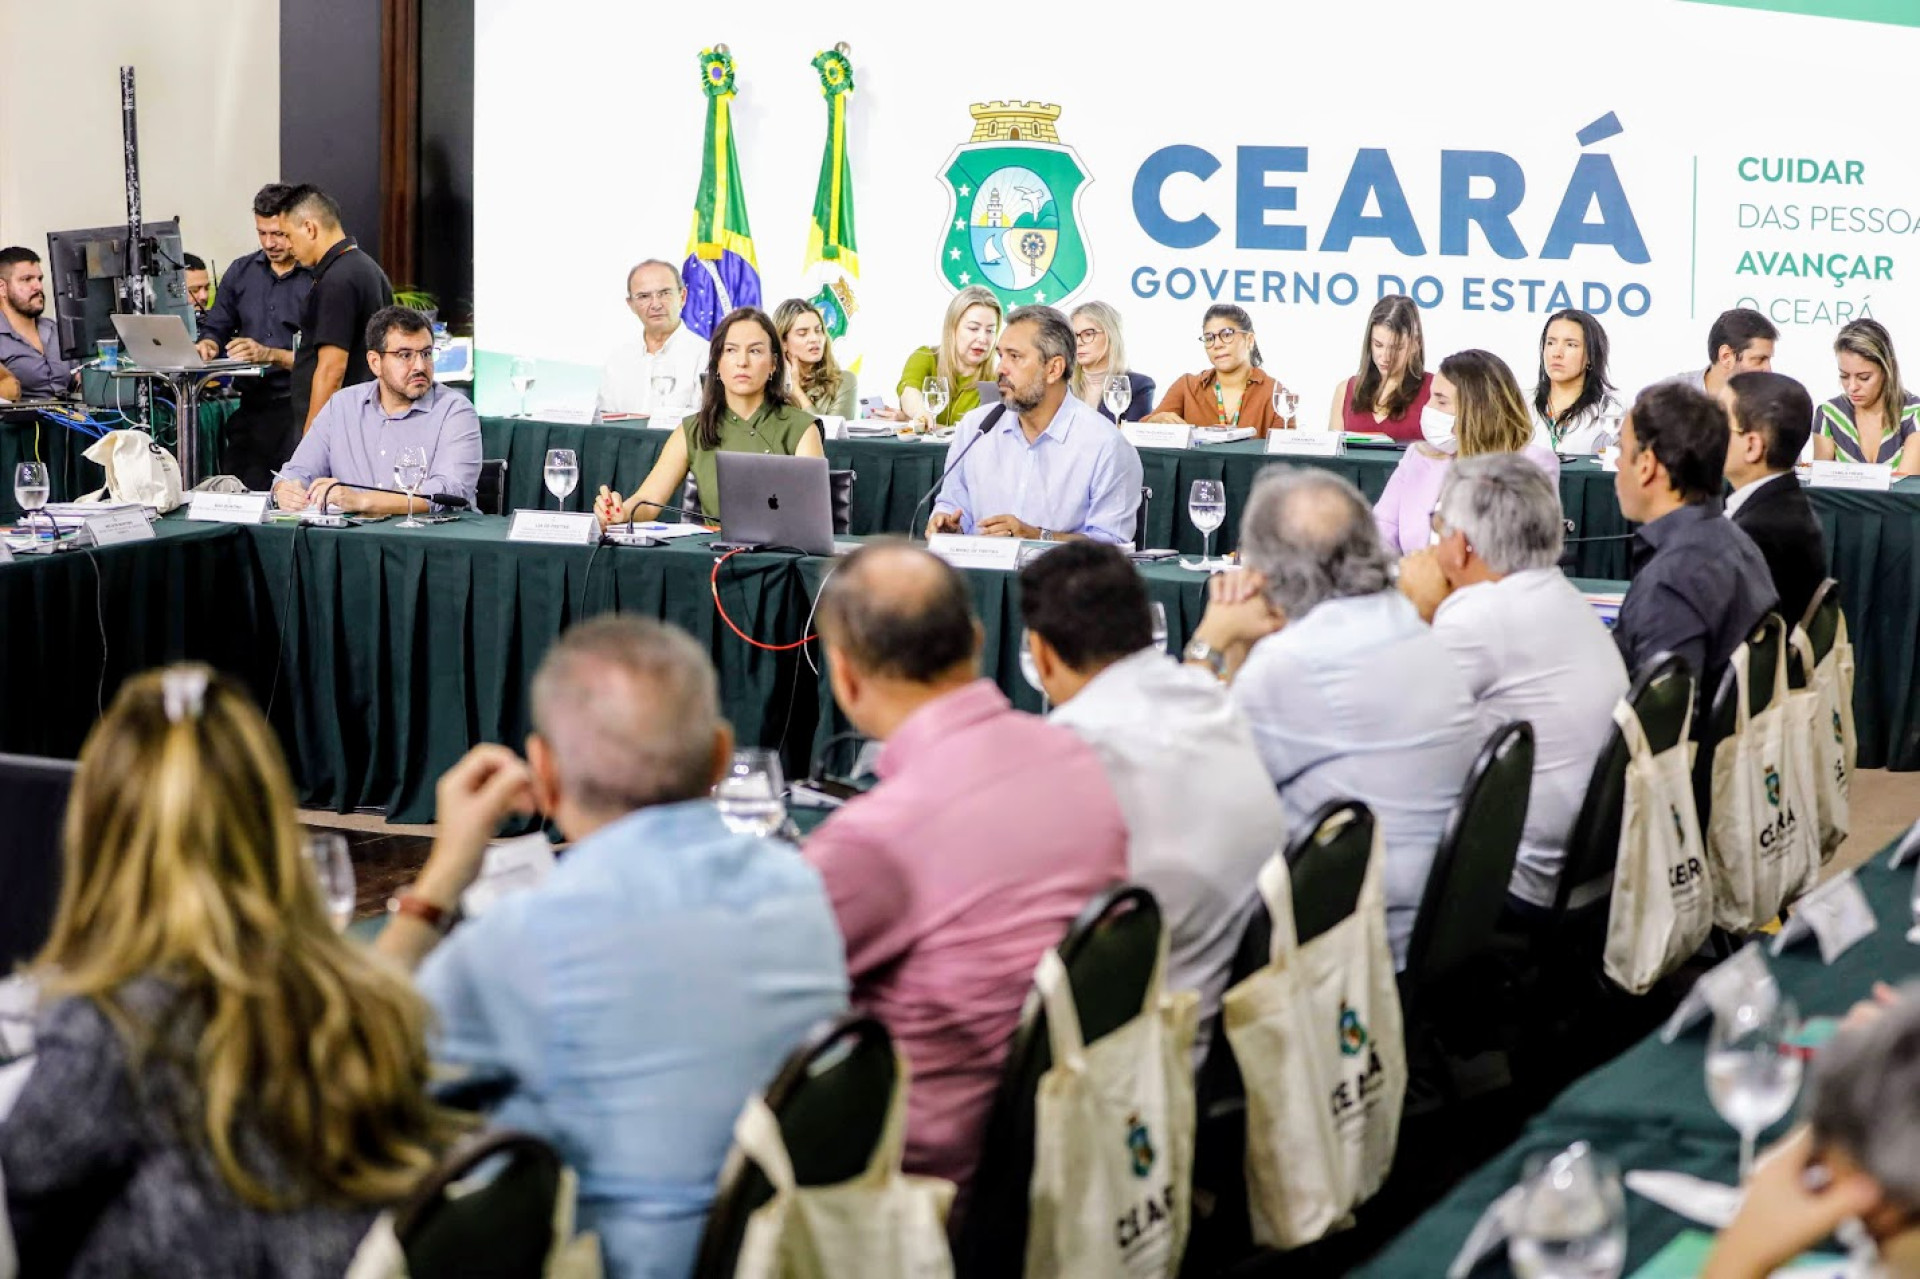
[
  {"x1": 953, "y1": 884, "x2": 1163, "y2": 1279},
  {"x1": 680, "y1": 468, "x2": 856, "y2": 534},
  {"x1": 1801, "y1": 577, "x2": 1843, "y2": 660},
  {"x1": 476, "y1": 458, "x2": 508, "y2": 515},
  {"x1": 0, "y1": 753, "x2": 76, "y2": 973},
  {"x1": 692, "y1": 1014, "x2": 898, "y2": 1278},
  {"x1": 1694, "y1": 613, "x2": 1786, "y2": 863},
  {"x1": 393, "y1": 1129, "x2": 574, "y2": 1278}
]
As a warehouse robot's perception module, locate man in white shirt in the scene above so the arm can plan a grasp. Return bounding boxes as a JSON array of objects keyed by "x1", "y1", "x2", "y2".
[
  {"x1": 1018, "y1": 541, "x2": 1284, "y2": 1056},
  {"x1": 597, "y1": 259, "x2": 707, "y2": 420},
  {"x1": 1181, "y1": 467, "x2": 1481, "y2": 966},
  {"x1": 1397, "y1": 453, "x2": 1628, "y2": 915}
]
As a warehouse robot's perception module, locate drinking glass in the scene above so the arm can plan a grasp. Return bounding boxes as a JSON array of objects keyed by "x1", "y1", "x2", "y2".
[
  {"x1": 650, "y1": 372, "x2": 677, "y2": 418},
  {"x1": 543, "y1": 448, "x2": 579, "y2": 510},
  {"x1": 509, "y1": 357, "x2": 536, "y2": 417},
  {"x1": 303, "y1": 831, "x2": 356, "y2": 932},
  {"x1": 1103, "y1": 375, "x2": 1133, "y2": 423},
  {"x1": 1149, "y1": 601, "x2": 1169, "y2": 654},
  {"x1": 394, "y1": 446, "x2": 429, "y2": 528},
  {"x1": 1506, "y1": 1143, "x2": 1627, "y2": 1279},
  {"x1": 716, "y1": 748, "x2": 787, "y2": 838},
  {"x1": 1188, "y1": 479, "x2": 1226, "y2": 565},
  {"x1": 922, "y1": 376, "x2": 951, "y2": 429},
  {"x1": 1706, "y1": 996, "x2": 1803, "y2": 1183},
  {"x1": 1274, "y1": 385, "x2": 1300, "y2": 427},
  {"x1": 14, "y1": 461, "x2": 50, "y2": 534}
]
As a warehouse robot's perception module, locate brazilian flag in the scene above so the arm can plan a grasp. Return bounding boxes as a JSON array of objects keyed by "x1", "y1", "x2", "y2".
[
  {"x1": 801, "y1": 47, "x2": 860, "y2": 369},
  {"x1": 682, "y1": 49, "x2": 761, "y2": 338}
]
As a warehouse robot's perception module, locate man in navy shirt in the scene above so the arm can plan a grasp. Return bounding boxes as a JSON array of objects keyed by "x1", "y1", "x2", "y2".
[
  {"x1": 195, "y1": 184, "x2": 313, "y2": 489},
  {"x1": 277, "y1": 184, "x2": 392, "y2": 432}
]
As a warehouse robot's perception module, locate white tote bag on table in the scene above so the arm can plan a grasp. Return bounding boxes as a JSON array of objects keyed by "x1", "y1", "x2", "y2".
[
  {"x1": 1024, "y1": 930, "x2": 1199, "y2": 1279},
  {"x1": 78, "y1": 429, "x2": 183, "y2": 513},
  {"x1": 1221, "y1": 830, "x2": 1407, "y2": 1250},
  {"x1": 1603, "y1": 692, "x2": 1713, "y2": 994}
]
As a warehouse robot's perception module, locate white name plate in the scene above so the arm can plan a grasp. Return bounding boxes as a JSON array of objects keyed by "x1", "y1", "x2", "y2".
[
  {"x1": 1771, "y1": 869, "x2": 1877, "y2": 964},
  {"x1": 1122, "y1": 422, "x2": 1192, "y2": 451},
  {"x1": 187, "y1": 491, "x2": 270, "y2": 524},
  {"x1": 0, "y1": 541, "x2": 13, "y2": 564},
  {"x1": 816, "y1": 415, "x2": 846, "y2": 441},
  {"x1": 461, "y1": 833, "x2": 556, "y2": 918},
  {"x1": 927, "y1": 533, "x2": 1023, "y2": 571},
  {"x1": 81, "y1": 508, "x2": 156, "y2": 547},
  {"x1": 1266, "y1": 431, "x2": 1344, "y2": 458},
  {"x1": 539, "y1": 405, "x2": 596, "y2": 424},
  {"x1": 508, "y1": 510, "x2": 600, "y2": 546},
  {"x1": 1807, "y1": 461, "x2": 1893, "y2": 491}
]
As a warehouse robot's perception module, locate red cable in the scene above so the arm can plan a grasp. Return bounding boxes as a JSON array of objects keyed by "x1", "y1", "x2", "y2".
[{"x1": 709, "y1": 549, "x2": 818, "y2": 651}]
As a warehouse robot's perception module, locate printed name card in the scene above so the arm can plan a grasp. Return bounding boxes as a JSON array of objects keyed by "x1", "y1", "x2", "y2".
[
  {"x1": 187, "y1": 491, "x2": 271, "y2": 524},
  {"x1": 815, "y1": 415, "x2": 847, "y2": 441},
  {"x1": 1122, "y1": 422, "x2": 1192, "y2": 451},
  {"x1": 539, "y1": 405, "x2": 597, "y2": 424},
  {"x1": 926, "y1": 533, "x2": 1023, "y2": 571},
  {"x1": 508, "y1": 510, "x2": 600, "y2": 546},
  {"x1": 1807, "y1": 461, "x2": 1893, "y2": 491},
  {"x1": 1266, "y1": 430, "x2": 1344, "y2": 458},
  {"x1": 460, "y1": 834, "x2": 556, "y2": 918},
  {"x1": 1770, "y1": 869, "x2": 1877, "y2": 964},
  {"x1": 80, "y1": 509, "x2": 156, "y2": 547}
]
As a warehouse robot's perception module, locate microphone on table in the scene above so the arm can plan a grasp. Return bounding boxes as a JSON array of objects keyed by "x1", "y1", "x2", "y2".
[{"x1": 908, "y1": 403, "x2": 1009, "y2": 541}]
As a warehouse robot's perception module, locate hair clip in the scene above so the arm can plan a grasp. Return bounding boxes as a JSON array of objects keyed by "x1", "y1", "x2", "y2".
[{"x1": 160, "y1": 668, "x2": 210, "y2": 724}]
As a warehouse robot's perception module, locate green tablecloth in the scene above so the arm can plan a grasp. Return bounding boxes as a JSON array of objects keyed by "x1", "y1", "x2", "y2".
[
  {"x1": 1357, "y1": 855, "x2": 1920, "y2": 1277},
  {"x1": 0, "y1": 399, "x2": 235, "y2": 522}
]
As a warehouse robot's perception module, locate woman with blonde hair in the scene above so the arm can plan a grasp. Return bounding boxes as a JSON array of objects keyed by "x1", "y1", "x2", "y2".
[
  {"x1": 1068, "y1": 300, "x2": 1155, "y2": 423},
  {"x1": 1816, "y1": 318, "x2": 1920, "y2": 475},
  {"x1": 1372, "y1": 349, "x2": 1561, "y2": 554},
  {"x1": 892, "y1": 284, "x2": 1001, "y2": 429},
  {"x1": 0, "y1": 664, "x2": 463, "y2": 1276},
  {"x1": 773, "y1": 296, "x2": 858, "y2": 420}
]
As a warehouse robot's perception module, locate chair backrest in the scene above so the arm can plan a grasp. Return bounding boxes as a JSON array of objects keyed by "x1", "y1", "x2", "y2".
[
  {"x1": 476, "y1": 458, "x2": 508, "y2": 515},
  {"x1": 692, "y1": 1014, "x2": 898, "y2": 1279},
  {"x1": 0, "y1": 753, "x2": 76, "y2": 973},
  {"x1": 1402, "y1": 722, "x2": 1534, "y2": 1008},
  {"x1": 394, "y1": 1129, "x2": 566, "y2": 1278},
  {"x1": 1281, "y1": 799, "x2": 1376, "y2": 950},
  {"x1": 1802, "y1": 578, "x2": 1841, "y2": 660},
  {"x1": 1551, "y1": 653, "x2": 1694, "y2": 921},
  {"x1": 683, "y1": 466, "x2": 854, "y2": 534},
  {"x1": 953, "y1": 884, "x2": 1162, "y2": 1279}
]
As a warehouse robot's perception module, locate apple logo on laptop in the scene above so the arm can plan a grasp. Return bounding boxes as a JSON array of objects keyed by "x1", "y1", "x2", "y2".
[{"x1": 767, "y1": 494, "x2": 780, "y2": 511}]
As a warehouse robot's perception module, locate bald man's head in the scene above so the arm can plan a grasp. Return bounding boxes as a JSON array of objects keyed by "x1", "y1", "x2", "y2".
[{"x1": 817, "y1": 541, "x2": 979, "y2": 684}]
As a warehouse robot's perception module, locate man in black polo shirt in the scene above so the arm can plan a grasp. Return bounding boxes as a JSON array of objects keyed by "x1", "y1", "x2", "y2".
[
  {"x1": 278, "y1": 183, "x2": 392, "y2": 432},
  {"x1": 1613, "y1": 381, "x2": 1777, "y2": 693},
  {"x1": 194, "y1": 184, "x2": 314, "y2": 488}
]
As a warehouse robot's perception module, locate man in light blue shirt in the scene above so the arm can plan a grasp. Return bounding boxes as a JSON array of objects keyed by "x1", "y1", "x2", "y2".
[
  {"x1": 377, "y1": 616, "x2": 849, "y2": 1279},
  {"x1": 927, "y1": 305, "x2": 1143, "y2": 545},
  {"x1": 1179, "y1": 466, "x2": 1482, "y2": 966},
  {"x1": 274, "y1": 305, "x2": 482, "y2": 512}
]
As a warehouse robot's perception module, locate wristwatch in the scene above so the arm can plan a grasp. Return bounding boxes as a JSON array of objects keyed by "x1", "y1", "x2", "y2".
[
  {"x1": 1039, "y1": 527, "x2": 1055, "y2": 542},
  {"x1": 388, "y1": 887, "x2": 458, "y2": 934},
  {"x1": 1182, "y1": 637, "x2": 1230, "y2": 680}
]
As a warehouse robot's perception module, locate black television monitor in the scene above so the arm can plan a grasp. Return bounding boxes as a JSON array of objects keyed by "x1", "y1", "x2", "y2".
[
  {"x1": 45, "y1": 220, "x2": 194, "y2": 364},
  {"x1": 0, "y1": 753, "x2": 75, "y2": 972}
]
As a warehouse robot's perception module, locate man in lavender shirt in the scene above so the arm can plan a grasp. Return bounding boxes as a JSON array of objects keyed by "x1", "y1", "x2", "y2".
[
  {"x1": 805, "y1": 542, "x2": 1129, "y2": 1196},
  {"x1": 274, "y1": 305, "x2": 481, "y2": 514}
]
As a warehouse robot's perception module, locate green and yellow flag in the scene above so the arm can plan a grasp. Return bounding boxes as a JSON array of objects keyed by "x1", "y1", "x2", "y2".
[
  {"x1": 682, "y1": 48, "x2": 761, "y2": 338},
  {"x1": 801, "y1": 47, "x2": 860, "y2": 369}
]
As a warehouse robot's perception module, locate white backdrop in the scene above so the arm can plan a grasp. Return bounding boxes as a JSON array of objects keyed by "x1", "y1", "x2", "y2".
[{"x1": 474, "y1": 0, "x2": 1920, "y2": 422}]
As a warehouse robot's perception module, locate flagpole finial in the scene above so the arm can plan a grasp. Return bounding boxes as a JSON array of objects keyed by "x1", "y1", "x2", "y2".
[
  {"x1": 714, "y1": 42, "x2": 730, "y2": 54},
  {"x1": 835, "y1": 42, "x2": 850, "y2": 54}
]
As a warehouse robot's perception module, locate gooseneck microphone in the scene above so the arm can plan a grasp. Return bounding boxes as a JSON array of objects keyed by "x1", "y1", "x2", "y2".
[{"x1": 908, "y1": 404, "x2": 1008, "y2": 541}]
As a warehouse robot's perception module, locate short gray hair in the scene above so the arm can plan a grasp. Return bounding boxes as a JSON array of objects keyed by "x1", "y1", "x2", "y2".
[
  {"x1": 530, "y1": 615, "x2": 720, "y2": 815},
  {"x1": 1434, "y1": 453, "x2": 1565, "y2": 574},
  {"x1": 626, "y1": 259, "x2": 683, "y2": 294},
  {"x1": 1238, "y1": 467, "x2": 1394, "y2": 621},
  {"x1": 1004, "y1": 304, "x2": 1077, "y2": 379},
  {"x1": 1807, "y1": 986, "x2": 1920, "y2": 1207}
]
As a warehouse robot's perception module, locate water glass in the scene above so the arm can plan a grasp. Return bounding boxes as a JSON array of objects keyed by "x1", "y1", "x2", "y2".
[
  {"x1": 394, "y1": 446, "x2": 429, "y2": 528},
  {"x1": 716, "y1": 748, "x2": 787, "y2": 838},
  {"x1": 1103, "y1": 375, "x2": 1133, "y2": 423},
  {"x1": 509, "y1": 357, "x2": 536, "y2": 417},
  {"x1": 13, "y1": 461, "x2": 50, "y2": 518},
  {"x1": 1506, "y1": 1143, "x2": 1627, "y2": 1279},
  {"x1": 650, "y1": 372, "x2": 677, "y2": 417},
  {"x1": 1188, "y1": 479, "x2": 1226, "y2": 564},
  {"x1": 922, "y1": 376, "x2": 951, "y2": 428},
  {"x1": 1274, "y1": 385, "x2": 1300, "y2": 426},
  {"x1": 1707, "y1": 996, "x2": 1803, "y2": 1182},
  {"x1": 1149, "y1": 601, "x2": 1169, "y2": 654},
  {"x1": 303, "y1": 832, "x2": 356, "y2": 932},
  {"x1": 543, "y1": 448, "x2": 579, "y2": 508}
]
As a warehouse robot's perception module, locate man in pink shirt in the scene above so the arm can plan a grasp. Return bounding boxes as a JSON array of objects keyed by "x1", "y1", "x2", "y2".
[{"x1": 805, "y1": 541, "x2": 1129, "y2": 1196}]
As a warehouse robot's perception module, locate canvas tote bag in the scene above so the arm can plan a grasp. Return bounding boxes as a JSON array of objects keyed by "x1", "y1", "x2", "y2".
[
  {"x1": 1024, "y1": 928, "x2": 1199, "y2": 1279},
  {"x1": 1794, "y1": 617, "x2": 1856, "y2": 859},
  {"x1": 1221, "y1": 828, "x2": 1406, "y2": 1250},
  {"x1": 728, "y1": 1052, "x2": 955, "y2": 1279},
  {"x1": 1602, "y1": 691, "x2": 1713, "y2": 994},
  {"x1": 78, "y1": 429, "x2": 184, "y2": 513}
]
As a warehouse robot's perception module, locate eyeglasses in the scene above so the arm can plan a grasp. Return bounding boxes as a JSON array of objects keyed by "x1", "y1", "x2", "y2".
[
  {"x1": 381, "y1": 347, "x2": 435, "y2": 365},
  {"x1": 1199, "y1": 328, "x2": 1242, "y2": 347},
  {"x1": 1074, "y1": 328, "x2": 1102, "y2": 343},
  {"x1": 628, "y1": 288, "x2": 678, "y2": 304}
]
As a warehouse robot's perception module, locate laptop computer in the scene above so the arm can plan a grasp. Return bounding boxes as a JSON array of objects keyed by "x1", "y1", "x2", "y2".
[
  {"x1": 0, "y1": 753, "x2": 76, "y2": 972},
  {"x1": 111, "y1": 313, "x2": 254, "y2": 372},
  {"x1": 715, "y1": 453, "x2": 847, "y2": 557}
]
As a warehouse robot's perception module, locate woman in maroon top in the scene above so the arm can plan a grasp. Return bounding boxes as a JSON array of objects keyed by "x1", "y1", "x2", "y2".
[{"x1": 1326, "y1": 294, "x2": 1433, "y2": 442}]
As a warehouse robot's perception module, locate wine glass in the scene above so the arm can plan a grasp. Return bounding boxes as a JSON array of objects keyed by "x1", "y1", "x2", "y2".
[
  {"x1": 1149, "y1": 601, "x2": 1169, "y2": 654},
  {"x1": 1189, "y1": 479, "x2": 1227, "y2": 566},
  {"x1": 14, "y1": 461, "x2": 50, "y2": 537},
  {"x1": 1706, "y1": 996, "x2": 1803, "y2": 1183},
  {"x1": 543, "y1": 448, "x2": 579, "y2": 510},
  {"x1": 509, "y1": 357, "x2": 536, "y2": 417},
  {"x1": 394, "y1": 445, "x2": 429, "y2": 528},
  {"x1": 1506, "y1": 1143, "x2": 1627, "y2": 1279},
  {"x1": 1103, "y1": 375, "x2": 1134, "y2": 423},
  {"x1": 1019, "y1": 628, "x2": 1050, "y2": 713},
  {"x1": 716, "y1": 748, "x2": 787, "y2": 838},
  {"x1": 922, "y1": 376, "x2": 950, "y2": 430},
  {"x1": 303, "y1": 831, "x2": 356, "y2": 932},
  {"x1": 1274, "y1": 385, "x2": 1300, "y2": 428},
  {"x1": 650, "y1": 372, "x2": 677, "y2": 419}
]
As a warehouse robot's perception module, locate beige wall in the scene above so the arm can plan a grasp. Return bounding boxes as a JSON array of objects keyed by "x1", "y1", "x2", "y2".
[{"x1": 0, "y1": 0, "x2": 279, "y2": 277}]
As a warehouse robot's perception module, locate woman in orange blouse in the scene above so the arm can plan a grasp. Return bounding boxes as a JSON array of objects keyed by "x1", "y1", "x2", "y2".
[{"x1": 1142, "y1": 303, "x2": 1296, "y2": 436}]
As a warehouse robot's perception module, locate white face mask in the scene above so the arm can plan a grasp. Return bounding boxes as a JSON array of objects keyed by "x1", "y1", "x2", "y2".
[{"x1": 1421, "y1": 404, "x2": 1458, "y2": 454}]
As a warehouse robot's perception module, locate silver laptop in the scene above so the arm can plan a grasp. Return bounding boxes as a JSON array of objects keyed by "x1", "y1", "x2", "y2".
[
  {"x1": 111, "y1": 314, "x2": 252, "y2": 372},
  {"x1": 715, "y1": 453, "x2": 846, "y2": 557}
]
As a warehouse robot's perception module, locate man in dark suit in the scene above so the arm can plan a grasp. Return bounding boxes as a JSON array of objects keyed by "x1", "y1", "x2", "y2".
[{"x1": 1722, "y1": 371, "x2": 1827, "y2": 628}]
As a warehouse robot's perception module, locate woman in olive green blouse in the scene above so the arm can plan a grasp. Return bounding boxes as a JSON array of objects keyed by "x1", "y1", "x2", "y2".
[
  {"x1": 595, "y1": 306, "x2": 824, "y2": 525},
  {"x1": 888, "y1": 284, "x2": 1002, "y2": 429}
]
